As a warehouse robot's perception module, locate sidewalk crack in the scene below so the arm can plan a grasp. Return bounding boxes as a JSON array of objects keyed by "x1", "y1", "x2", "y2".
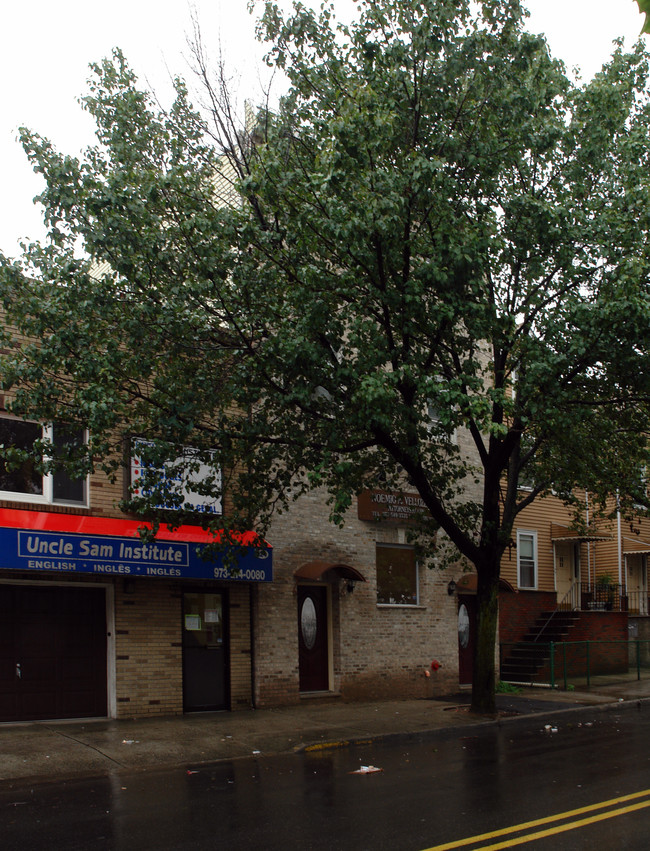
[{"x1": 42, "y1": 726, "x2": 127, "y2": 768}]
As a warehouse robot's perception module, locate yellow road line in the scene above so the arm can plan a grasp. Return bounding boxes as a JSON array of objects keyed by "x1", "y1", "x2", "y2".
[
  {"x1": 422, "y1": 789, "x2": 650, "y2": 851},
  {"x1": 467, "y1": 800, "x2": 650, "y2": 850}
]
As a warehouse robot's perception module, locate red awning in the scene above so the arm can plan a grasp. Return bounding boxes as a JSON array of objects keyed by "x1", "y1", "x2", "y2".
[
  {"x1": 0, "y1": 506, "x2": 265, "y2": 548},
  {"x1": 294, "y1": 560, "x2": 366, "y2": 583}
]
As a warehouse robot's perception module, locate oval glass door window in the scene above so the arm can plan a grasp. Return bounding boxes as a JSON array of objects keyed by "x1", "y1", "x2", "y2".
[
  {"x1": 301, "y1": 596, "x2": 318, "y2": 650},
  {"x1": 458, "y1": 603, "x2": 470, "y2": 649}
]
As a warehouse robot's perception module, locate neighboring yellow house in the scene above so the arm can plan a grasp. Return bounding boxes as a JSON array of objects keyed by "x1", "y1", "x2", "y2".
[
  {"x1": 491, "y1": 490, "x2": 649, "y2": 686},
  {"x1": 503, "y1": 490, "x2": 650, "y2": 614}
]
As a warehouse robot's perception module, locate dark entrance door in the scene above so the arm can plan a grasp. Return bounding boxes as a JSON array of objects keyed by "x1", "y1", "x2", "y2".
[
  {"x1": 0, "y1": 584, "x2": 107, "y2": 722},
  {"x1": 182, "y1": 592, "x2": 228, "y2": 712},
  {"x1": 457, "y1": 594, "x2": 477, "y2": 686},
  {"x1": 298, "y1": 585, "x2": 329, "y2": 692}
]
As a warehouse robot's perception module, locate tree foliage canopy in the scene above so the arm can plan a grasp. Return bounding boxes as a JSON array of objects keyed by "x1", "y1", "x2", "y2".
[
  {"x1": 638, "y1": 0, "x2": 650, "y2": 36},
  {"x1": 2, "y1": 0, "x2": 650, "y2": 712}
]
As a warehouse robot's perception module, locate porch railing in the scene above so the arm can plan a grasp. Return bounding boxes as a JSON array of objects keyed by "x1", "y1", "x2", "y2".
[
  {"x1": 580, "y1": 582, "x2": 627, "y2": 613},
  {"x1": 557, "y1": 582, "x2": 581, "y2": 612},
  {"x1": 550, "y1": 584, "x2": 650, "y2": 614},
  {"x1": 624, "y1": 590, "x2": 649, "y2": 616}
]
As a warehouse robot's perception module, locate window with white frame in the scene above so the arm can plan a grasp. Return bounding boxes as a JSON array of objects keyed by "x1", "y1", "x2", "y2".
[
  {"x1": 376, "y1": 543, "x2": 418, "y2": 605},
  {"x1": 517, "y1": 530, "x2": 537, "y2": 589},
  {"x1": 0, "y1": 417, "x2": 87, "y2": 505}
]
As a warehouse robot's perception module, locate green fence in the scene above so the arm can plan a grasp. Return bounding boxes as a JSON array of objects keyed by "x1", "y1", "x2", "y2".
[{"x1": 499, "y1": 639, "x2": 650, "y2": 690}]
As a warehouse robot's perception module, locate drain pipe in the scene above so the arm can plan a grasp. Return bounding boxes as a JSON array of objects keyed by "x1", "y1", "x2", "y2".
[
  {"x1": 616, "y1": 492, "x2": 623, "y2": 587},
  {"x1": 249, "y1": 584, "x2": 257, "y2": 709},
  {"x1": 585, "y1": 490, "x2": 592, "y2": 590}
]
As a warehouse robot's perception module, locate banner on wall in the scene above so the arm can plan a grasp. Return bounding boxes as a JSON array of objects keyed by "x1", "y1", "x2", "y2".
[{"x1": 0, "y1": 508, "x2": 272, "y2": 582}]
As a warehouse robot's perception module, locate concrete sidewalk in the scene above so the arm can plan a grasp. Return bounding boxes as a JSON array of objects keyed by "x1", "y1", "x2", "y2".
[{"x1": 1, "y1": 680, "x2": 648, "y2": 785}]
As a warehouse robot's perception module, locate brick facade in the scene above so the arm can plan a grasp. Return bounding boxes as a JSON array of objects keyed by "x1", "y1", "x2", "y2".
[
  {"x1": 0, "y1": 413, "x2": 483, "y2": 720},
  {"x1": 0, "y1": 457, "x2": 260, "y2": 719},
  {"x1": 0, "y1": 458, "x2": 466, "y2": 719},
  {"x1": 254, "y1": 487, "x2": 462, "y2": 706}
]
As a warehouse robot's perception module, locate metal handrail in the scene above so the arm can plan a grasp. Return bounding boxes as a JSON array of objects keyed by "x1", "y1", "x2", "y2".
[{"x1": 533, "y1": 583, "x2": 577, "y2": 642}]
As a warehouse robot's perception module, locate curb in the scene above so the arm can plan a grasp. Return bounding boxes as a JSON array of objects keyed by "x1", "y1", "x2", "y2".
[{"x1": 295, "y1": 696, "x2": 650, "y2": 755}]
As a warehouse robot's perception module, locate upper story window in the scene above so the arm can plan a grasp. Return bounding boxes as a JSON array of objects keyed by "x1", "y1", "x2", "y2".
[
  {"x1": 376, "y1": 543, "x2": 418, "y2": 605},
  {"x1": 426, "y1": 397, "x2": 457, "y2": 445},
  {"x1": 517, "y1": 529, "x2": 537, "y2": 590},
  {"x1": 633, "y1": 465, "x2": 648, "y2": 511},
  {"x1": 130, "y1": 438, "x2": 222, "y2": 516},
  {"x1": 517, "y1": 469, "x2": 535, "y2": 492},
  {"x1": 0, "y1": 417, "x2": 87, "y2": 506}
]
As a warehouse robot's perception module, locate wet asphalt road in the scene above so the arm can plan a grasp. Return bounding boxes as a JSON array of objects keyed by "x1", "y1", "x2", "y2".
[{"x1": 1, "y1": 701, "x2": 649, "y2": 850}]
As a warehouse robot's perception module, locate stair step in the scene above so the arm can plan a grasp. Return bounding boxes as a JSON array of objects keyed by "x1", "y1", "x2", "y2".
[{"x1": 500, "y1": 608, "x2": 582, "y2": 682}]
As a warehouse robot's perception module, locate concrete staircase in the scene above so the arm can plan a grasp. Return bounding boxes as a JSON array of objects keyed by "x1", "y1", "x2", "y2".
[{"x1": 500, "y1": 610, "x2": 581, "y2": 684}]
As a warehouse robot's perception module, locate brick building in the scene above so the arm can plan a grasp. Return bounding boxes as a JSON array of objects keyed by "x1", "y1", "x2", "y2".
[
  {"x1": 0, "y1": 413, "x2": 467, "y2": 722},
  {"x1": 4, "y1": 395, "x2": 647, "y2": 718}
]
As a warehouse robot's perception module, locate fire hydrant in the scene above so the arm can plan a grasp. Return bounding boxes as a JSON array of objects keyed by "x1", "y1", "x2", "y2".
[{"x1": 424, "y1": 660, "x2": 442, "y2": 697}]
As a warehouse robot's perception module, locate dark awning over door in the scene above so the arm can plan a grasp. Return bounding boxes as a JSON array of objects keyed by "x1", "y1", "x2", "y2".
[{"x1": 294, "y1": 560, "x2": 366, "y2": 583}]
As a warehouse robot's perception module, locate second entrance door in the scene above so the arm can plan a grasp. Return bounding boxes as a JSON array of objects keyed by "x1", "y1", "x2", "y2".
[
  {"x1": 297, "y1": 585, "x2": 329, "y2": 692},
  {"x1": 182, "y1": 592, "x2": 228, "y2": 712}
]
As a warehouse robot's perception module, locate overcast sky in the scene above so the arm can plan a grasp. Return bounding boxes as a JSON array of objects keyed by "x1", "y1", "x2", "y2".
[{"x1": 0, "y1": 0, "x2": 644, "y2": 257}]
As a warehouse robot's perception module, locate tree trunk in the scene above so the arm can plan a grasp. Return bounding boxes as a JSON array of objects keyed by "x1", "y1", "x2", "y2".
[{"x1": 470, "y1": 561, "x2": 500, "y2": 715}]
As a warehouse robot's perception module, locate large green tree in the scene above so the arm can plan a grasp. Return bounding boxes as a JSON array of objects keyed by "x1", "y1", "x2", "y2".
[{"x1": 2, "y1": 0, "x2": 650, "y2": 713}]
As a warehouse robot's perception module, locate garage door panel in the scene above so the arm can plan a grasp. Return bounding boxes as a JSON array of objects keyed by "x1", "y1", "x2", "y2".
[
  {"x1": 0, "y1": 693, "x2": 19, "y2": 719},
  {"x1": 20, "y1": 691, "x2": 57, "y2": 720},
  {"x1": 0, "y1": 585, "x2": 107, "y2": 722}
]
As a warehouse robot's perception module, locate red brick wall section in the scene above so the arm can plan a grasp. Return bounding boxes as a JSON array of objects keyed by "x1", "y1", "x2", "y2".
[
  {"x1": 500, "y1": 591, "x2": 629, "y2": 680},
  {"x1": 557, "y1": 612, "x2": 629, "y2": 676},
  {"x1": 498, "y1": 591, "x2": 557, "y2": 644}
]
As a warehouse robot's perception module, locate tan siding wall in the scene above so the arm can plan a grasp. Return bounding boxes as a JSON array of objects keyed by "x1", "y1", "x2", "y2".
[
  {"x1": 503, "y1": 491, "x2": 650, "y2": 593},
  {"x1": 501, "y1": 492, "x2": 578, "y2": 592}
]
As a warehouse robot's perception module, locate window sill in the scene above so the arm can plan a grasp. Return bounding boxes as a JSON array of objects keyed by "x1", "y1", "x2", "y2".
[
  {"x1": 0, "y1": 499, "x2": 91, "y2": 514},
  {"x1": 376, "y1": 603, "x2": 427, "y2": 610},
  {"x1": 299, "y1": 690, "x2": 341, "y2": 700}
]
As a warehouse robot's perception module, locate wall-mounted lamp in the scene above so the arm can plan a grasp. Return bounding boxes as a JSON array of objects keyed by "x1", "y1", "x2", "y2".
[
  {"x1": 346, "y1": 580, "x2": 356, "y2": 594},
  {"x1": 123, "y1": 578, "x2": 136, "y2": 595},
  {"x1": 447, "y1": 579, "x2": 457, "y2": 596}
]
